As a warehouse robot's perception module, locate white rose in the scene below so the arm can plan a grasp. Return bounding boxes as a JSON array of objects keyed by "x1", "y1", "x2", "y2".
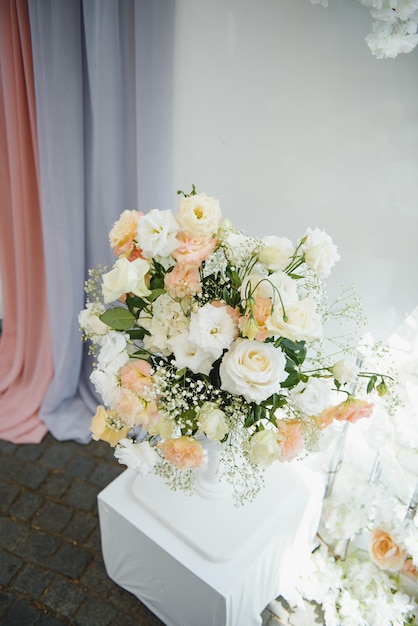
[
  {"x1": 102, "y1": 257, "x2": 151, "y2": 303},
  {"x1": 96, "y1": 330, "x2": 129, "y2": 374},
  {"x1": 331, "y1": 357, "x2": 360, "y2": 386},
  {"x1": 177, "y1": 192, "x2": 221, "y2": 237},
  {"x1": 115, "y1": 439, "x2": 159, "y2": 476},
  {"x1": 197, "y1": 402, "x2": 229, "y2": 441},
  {"x1": 220, "y1": 338, "x2": 287, "y2": 403},
  {"x1": 78, "y1": 302, "x2": 109, "y2": 342},
  {"x1": 265, "y1": 297, "x2": 322, "y2": 342},
  {"x1": 258, "y1": 236, "x2": 294, "y2": 271},
  {"x1": 301, "y1": 227, "x2": 340, "y2": 278},
  {"x1": 168, "y1": 332, "x2": 214, "y2": 375},
  {"x1": 249, "y1": 429, "x2": 280, "y2": 466},
  {"x1": 90, "y1": 369, "x2": 121, "y2": 407},
  {"x1": 240, "y1": 270, "x2": 298, "y2": 304},
  {"x1": 290, "y1": 377, "x2": 331, "y2": 415},
  {"x1": 188, "y1": 303, "x2": 236, "y2": 361},
  {"x1": 137, "y1": 209, "x2": 180, "y2": 258}
]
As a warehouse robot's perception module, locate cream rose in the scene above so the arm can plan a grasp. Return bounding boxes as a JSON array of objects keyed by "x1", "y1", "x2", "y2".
[
  {"x1": 258, "y1": 236, "x2": 294, "y2": 271},
  {"x1": 102, "y1": 257, "x2": 151, "y2": 303},
  {"x1": 369, "y1": 528, "x2": 407, "y2": 572},
  {"x1": 177, "y1": 192, "x2": 221, "y2": 237},
  {"x1": 220, "y1": 338, "x2": 287, "y2": 403},
  {"x1": 265, "y1": 297, "x2": 322, "y2": 342},
  {"x1": 197, "y1": 402, "x2": 229, "y2": 441},
  {"x1": 248, "y1": 429, "x2": 280, "y2": 466}
]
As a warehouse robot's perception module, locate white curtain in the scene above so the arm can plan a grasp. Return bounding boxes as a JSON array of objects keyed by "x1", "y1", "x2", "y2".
[{"x1": 28, "y1": 0, "x2": 175, "y2": 442}]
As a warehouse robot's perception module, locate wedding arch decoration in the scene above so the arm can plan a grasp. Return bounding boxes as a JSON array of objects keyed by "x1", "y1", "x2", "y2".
[
  {"x1": 310, "y1": 0, "x2": 418, "y2": 59},
  {"x1": 79, "y1": 188, "x2": 396, "y2": 505}
]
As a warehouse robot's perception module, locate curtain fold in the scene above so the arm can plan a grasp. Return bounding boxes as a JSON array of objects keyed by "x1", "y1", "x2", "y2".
[
  {"x1": 0, "y1": 0, "x2": 53, "y2": 443},
  {"x1": 28, "y1": 0, "x2": 175, "y2": 442}
]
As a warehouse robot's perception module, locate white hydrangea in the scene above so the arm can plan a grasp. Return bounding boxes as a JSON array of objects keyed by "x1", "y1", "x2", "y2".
[{"x1": 140, "y1": 294, "x2": 189, "y2": 355}]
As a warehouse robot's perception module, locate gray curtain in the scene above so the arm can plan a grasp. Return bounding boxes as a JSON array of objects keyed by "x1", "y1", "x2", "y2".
[{"x1": 28, "y1": 0, "x2": 175, "y2": 442}]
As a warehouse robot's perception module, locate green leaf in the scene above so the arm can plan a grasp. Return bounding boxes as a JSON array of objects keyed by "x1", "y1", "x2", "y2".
[
  {"x1": 150, "y1": 277, "x2": 165, "y2": 291},
  {"x1": 127, "y1": 328, "x2": 149, "y2": 340},
  {"x1": 281, "y1": 369, "x2": 301, "y2": 389},
  {"x1": 125, "y1": 294, "x2": 148, "y2": 314},
  {"x1": 229, "y1": 270, "x2": 242, "y2": 289},
  {"x1": 367, "y1": 374, "x2": 378, "y2": 394},
  {"x1": 244, "y1": 407, "x2": 257, "y2": 428},
  {"x1": 100, "y1": 307, "x2": 135, "y2": 330},
  {"x1": 148, "y1": 288, "x2": 165, "y2": 302}
]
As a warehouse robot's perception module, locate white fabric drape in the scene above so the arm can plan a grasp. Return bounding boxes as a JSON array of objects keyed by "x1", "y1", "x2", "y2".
[{"x1": 28, "y1": 0, "x2": 174, "y2": 442}]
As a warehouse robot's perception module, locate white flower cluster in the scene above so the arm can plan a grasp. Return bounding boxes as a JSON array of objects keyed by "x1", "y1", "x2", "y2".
[
  {"x1": 311, "y1": 0, "x2": 418, "y2": 58},
  {"x1": 282, "y1": 336, "x2": 418, "y2": 625}
]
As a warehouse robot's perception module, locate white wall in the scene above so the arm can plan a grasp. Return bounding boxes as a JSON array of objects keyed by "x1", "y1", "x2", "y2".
[{"x1": 172, "y1": 0, "x2": 418, "y2": 342}]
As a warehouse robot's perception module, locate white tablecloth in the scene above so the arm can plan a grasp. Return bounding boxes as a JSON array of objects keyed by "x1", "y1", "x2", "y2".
[{"x1": 98, "y1": 461, "x2": 324, "y2": 626}]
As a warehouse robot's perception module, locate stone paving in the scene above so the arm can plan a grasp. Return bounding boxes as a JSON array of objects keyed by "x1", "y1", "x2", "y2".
[{"x1": 0, "y1": 433, "x2": 165, "y2": 625}]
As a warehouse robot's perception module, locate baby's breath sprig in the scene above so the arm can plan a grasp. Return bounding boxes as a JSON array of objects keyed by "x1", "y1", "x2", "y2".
[{"x1": 84, "y1": 265, "x2": 108, "y2": 303}]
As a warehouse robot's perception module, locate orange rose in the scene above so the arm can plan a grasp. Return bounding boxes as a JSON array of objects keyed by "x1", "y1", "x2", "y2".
[
  {"x1": 369, "y1": 528, "x2": 407, "y2": 572},
  {"x1": 158, "y1": 436, "x2": 204, "y2": 470}
]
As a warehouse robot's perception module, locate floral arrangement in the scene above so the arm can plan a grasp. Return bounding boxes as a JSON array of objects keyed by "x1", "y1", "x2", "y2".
[
  {"x1": 79, "y1": 187, "x2": 393, "y2": 504},
  {"x1": 310, "y1": 0, "x2": 418, "y2": 59},
  {"x1": 277, "y1": 343, "x2": 418, "y2": 626}
]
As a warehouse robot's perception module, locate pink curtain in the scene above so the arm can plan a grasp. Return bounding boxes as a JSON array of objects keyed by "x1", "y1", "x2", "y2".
[{"x1": 0, "y1": 0, "x2": 53, "y2": 443}]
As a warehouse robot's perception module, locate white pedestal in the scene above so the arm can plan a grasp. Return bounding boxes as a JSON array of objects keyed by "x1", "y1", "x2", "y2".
[{"x1": 97, "y1": 461, "x2": 324, "y2": 626}]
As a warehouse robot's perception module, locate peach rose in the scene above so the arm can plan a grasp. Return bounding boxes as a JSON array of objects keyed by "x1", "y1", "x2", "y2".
[
  {"x1": 369, "y1": 528, "x2": 407, "y2": 572},
  {"x1": 171, "y1": 232, "x2": 216, "y2": 266},
  {"x1": 164, "y1": 264, "x2": 201, "y2": 299},
  {"x1": 116, "y1": 389, "x2": 160, "y2": 428},
  {"x1": 109, "y1": 209, "x2": 142, "y2": 257},
  {"x1": 90, "y1": 405, "x2": 131, "y2": 447},
  {"x1": 119, "y1": 359, "x2": 153, "y2": 393},
  {"x1": 276, "y1": 418, "x2": 305, "y2": 462},
  {"x1": 158, "y1": 436, "x2": 204, "y2": 470},
  {"x1": 314, "y1": 397, "x2": 374, "y2": 430}
]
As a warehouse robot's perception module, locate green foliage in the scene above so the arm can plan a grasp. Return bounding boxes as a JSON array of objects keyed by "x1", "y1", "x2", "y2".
[{"x1": 100, "y1": 307, "x2": 135, "y2": 330}]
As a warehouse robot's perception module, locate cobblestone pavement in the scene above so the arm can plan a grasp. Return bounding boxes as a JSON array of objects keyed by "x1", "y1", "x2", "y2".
[{"x1": 0, "y1": 433, "x2": 165, "y2": 626}]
